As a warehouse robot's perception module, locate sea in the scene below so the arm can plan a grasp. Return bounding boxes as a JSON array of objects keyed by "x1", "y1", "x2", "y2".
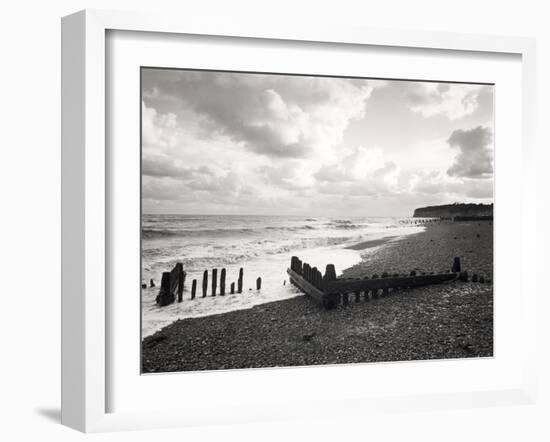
[{"x1": 141, "y1": 214, "x2": 423, "y2": 337}]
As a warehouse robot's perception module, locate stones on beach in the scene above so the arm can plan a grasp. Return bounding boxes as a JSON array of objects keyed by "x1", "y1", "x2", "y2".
[
  {"x1": 141, "y1": 283, "x2": 147, "y2": 289},
  {"x1": 472, "y1": 274, "x2": 479, "y2": 283},
  {"x1": 459, "y1": 271, "x2": 469, "y2": 282},
  {"x1": 150, "y1": 278, "x2": 155, "y2": 288},
  {"x1": 479, "y1": 276, "x2": 485, "y2": 283},
  {"x1": 410, "y1": 270, "x2": 417, "y2": 276}
]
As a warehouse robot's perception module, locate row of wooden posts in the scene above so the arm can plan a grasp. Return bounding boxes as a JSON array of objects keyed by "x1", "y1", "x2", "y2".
[
  {"x1": 288, "y1": 256, "x2": 489, "y2": 309},
  {"x1": 155, "y1": 264, "x2": 262, "y2": 307}
]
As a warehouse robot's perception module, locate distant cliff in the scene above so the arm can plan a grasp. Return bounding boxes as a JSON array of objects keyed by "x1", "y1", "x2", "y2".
[{"x1": 413, "y1": 203, "x2": 493, "y2": 219}]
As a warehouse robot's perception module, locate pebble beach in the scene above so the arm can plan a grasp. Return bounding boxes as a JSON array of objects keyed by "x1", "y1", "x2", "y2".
[{"x1": 142, "y1": 221, "x2": 493, "y2": 373}]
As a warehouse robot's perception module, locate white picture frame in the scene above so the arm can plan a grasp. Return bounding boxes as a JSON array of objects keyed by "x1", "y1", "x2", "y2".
[{"x1": 61, "y1": 9, "x2": 537, "y2": 433}]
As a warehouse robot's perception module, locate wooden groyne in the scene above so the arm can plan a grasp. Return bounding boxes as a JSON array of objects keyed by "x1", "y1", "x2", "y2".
[
  {"x1": 152, "y1": 264, "x2": 262, "y2": 307},
  {"x1": 156, "y1": 263, "x2": 186, "y2": 306},
  {"x1": 287, "y1": 256, "x2": 486, "y2": 309}
]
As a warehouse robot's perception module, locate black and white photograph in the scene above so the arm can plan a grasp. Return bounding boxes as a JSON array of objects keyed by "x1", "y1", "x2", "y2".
[{"x1": 140, "y1": 68, "x2": 494, "y2": 374}]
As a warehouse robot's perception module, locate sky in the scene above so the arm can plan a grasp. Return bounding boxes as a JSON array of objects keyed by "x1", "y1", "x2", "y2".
[{"x1": 141, "y1": 68, "x2": 494, "y2": 217}]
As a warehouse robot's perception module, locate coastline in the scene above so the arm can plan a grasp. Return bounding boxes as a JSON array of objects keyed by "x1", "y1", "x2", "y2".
[{"x1": 142, "y1": 221, "x2": 493, "y2": 373}]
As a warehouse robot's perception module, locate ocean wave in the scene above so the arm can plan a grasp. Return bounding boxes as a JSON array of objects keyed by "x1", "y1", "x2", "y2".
[
  {"x1": 325, "y1": 219, "x2": 363, "y2": 229},
  {"x1": 143, "y1": 235, "x2": 354, "y2": 272},
  {"x1": 142, "y1": 224, "x2": 318, "y2": 239}
]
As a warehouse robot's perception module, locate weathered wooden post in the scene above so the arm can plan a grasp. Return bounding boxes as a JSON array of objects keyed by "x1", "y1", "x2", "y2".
[
  {"x1": 230, "y1": 282, "x2": 235, "y2": 294},
  {"x1": 342, "y1": 292, "x2": 349, "y2": 306},
  {"x1": 324, "y1": 264, "x2": 336, "y2": 281},
  {"x1": 177, "y1": 269, "x2": 184, "y2": 303},
  {"x1": 238, "y1": 268, "x2": 243, "y2": 293},
  {"x1": 323, "y1": 264, "x2": 336, "y2": 295},
  {"x1": 256, "y1": 277, "x2": 262, "y2": 290},
  {"x1": 202, "y1": 270, "x2": 208, "y2": 297},
  {"x1": 452, "y1": 257, "x2": 461, "y2": 273},
  {"x1": 157, "y1": 272, "x2": 175, "y2": 306},
  {"x1": 220, "y1": 268, "x2": 226, "y2": 295},
  {"x1": 382, "y1": 272, "x2": 389, "y2": 295},
  {"x1": 191, "y1": 279, "x2": 197, "y2": 300},
  {"x1": 371, "y1": 274, "x2": 379, "y2": 298},
  {"x1": 212, "y1": 268, "x2": 217, "y2": 296}
]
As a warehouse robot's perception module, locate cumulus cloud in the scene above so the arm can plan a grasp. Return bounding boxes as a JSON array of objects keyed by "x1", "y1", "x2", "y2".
[
  {"x1": 406, "y1": 83, "x2": 486, "y2": 120},
  {"x1": 446, "y1": 125, "x2": 493, "y2": 179},
  {"x1": 142, "y1": 71, "x2": 373, "y2": 159},
  {"x1": 141, "y1": 68, "x2": 494, "y2": 215},
  {"x1": 409, "y1": 170, "x2": 493, "y2": 200},
  {"x1": 142, "y1": 155, "x2": 214, "y2": 180},
  {"x1": 142, "y1": 101, "x2": 178, "y2": 150},
  {"x1": 314, "y1": 146, "x2": 401, "y2": 196}
]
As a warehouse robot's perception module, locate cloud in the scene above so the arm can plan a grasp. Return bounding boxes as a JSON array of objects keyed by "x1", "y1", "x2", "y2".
[
  {"x1": 446, "y1": 125, "x2": 493, "y2": 179},
  {"x1": 406, "y1": 83, "x2": 486, "y2": 120},
  {"x1": 314, "y1": 146, "x2": 400, "y2": 196},
  {"x1": 142, "y1": 155, "x2": 214, "y2": 180},
  {"x1": 142, "y1": 71, "x2": 374, "y2": 159},
  {"x1": 408, "y1": 170, "x2": 493, "y2": 200},
  {"x1": 141, "y1": 69, "x2": 494, "y2": 215},
  {"x1": 142, "y1": 101, "x2": 178, "y2": 150}
]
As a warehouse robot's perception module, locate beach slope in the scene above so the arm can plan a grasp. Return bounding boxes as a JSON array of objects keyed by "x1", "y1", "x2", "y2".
[{"x1": 142, "y1": 221, "x2": 493, "y2": 373}]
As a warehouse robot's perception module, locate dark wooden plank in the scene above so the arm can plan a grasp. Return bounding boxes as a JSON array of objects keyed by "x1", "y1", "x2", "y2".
[
  {"x1": 287, "y1": 268, "x2": 338, "y2": 309},
  {"x1": 324, "y1": 273, "x2": 457, "y2": 293},
  {"x1": 212, "y1": 268, "x2": 217, "y2": 296},
  {"x1": 220, "y1": 268, "x2": 226, "y2": 296},
  {"x1": 237, "y1": 268, "x2": 243, "y2": 293},
  {"x1": 202, "y1": 270, "x2": 208, "y2": 298}
]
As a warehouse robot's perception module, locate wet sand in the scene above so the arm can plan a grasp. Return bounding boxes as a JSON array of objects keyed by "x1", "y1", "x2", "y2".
[
  {"x1": 345, "y1": 236, "x2": 397, "y2": 250},
  {"x1": 142, "y1": 221, "x2": 493, "y2": 373}
]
